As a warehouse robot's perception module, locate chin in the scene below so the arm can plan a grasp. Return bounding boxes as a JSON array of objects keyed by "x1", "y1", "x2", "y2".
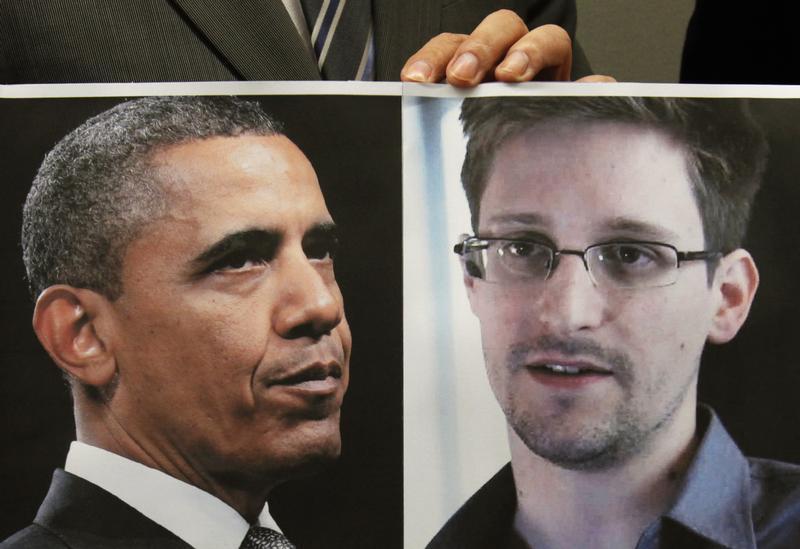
[
  {"x1": 262, "y1": 417, "x2": 344, "y2": 481},
  {"x1": 280, "y1": 440, "x2": 342, "y2": 480},
  {"x1": 507, "y1": 403, "x2": 651, "y2": 471},
  {"x1": 206, "y1": 416, "x2": 344, "y2": 492}
]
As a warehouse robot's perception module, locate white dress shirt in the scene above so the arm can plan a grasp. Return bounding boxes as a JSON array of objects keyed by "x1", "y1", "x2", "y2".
[{"x1": 65, "y1": 441, "x2": 283, "y2": 549}]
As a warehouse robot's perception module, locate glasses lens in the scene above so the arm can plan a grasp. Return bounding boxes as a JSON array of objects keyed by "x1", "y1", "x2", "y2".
[
  {"x1": 481, "y1": 239, "x2": 552, "y2": 283},
  {"x1": 589, "y1": 243, "x2": 678, "y2": 288}
]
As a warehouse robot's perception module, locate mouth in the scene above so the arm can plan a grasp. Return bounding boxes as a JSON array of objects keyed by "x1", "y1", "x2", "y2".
[
  {"x1": 525, "y1": 359, "x2": 613, "y2": 387},
  {"x1": 267, "y1": 362, "x2": 343, "y2": 395},
  {"x1": 530, "y1": 362, "x2": 611, "y2": 375}
]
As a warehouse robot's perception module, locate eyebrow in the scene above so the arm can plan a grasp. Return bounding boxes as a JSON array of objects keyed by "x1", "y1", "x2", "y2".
[
  {"x1": 303, "y1": 221, "x2": 339, "y2": 242},
  {"x1": 193, "y1": 228, "x2": 281, "y2": 267},
  {"x1": 482, "y1": 212, "x2": 681, "y2": 243},
  {"x1": 192, "y1": 222, "x2": 339, "y2": 266},
  {"x1": 481, "y1": 212, "x2": 551, "y2": 232},
  {"x1": 600, "y1": 217, "x2": 681, "y2": 242}
]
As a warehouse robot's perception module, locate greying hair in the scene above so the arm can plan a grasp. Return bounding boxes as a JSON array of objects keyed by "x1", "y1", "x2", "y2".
[
  {"x1": 460, "y1": 97, "x2": 768, "y2": 253},
  {"x1": 22, "y1": 96, "x2": 283, "y2": 300}
]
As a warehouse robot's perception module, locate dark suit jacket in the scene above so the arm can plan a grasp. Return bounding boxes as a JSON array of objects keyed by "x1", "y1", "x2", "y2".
[
  {"x1": 0, "y1": 0, "x2": 585, "y2": 83},
  {"x1": 0, "y1": 469, "x2": 192, "y2": 548}
]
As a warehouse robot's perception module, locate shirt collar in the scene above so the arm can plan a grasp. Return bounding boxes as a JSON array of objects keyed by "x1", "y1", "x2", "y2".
[
  {"x1": 65, "y1": 441, "x2": 283, "y2": 549},
  {"x1": 665, "y1": 406, "x2": 756, "y2": 549}
]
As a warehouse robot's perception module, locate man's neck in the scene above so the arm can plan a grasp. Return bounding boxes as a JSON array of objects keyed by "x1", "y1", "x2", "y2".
[
  {"x1": 74, "y1": 397, "x2": 274, "y2": 524},
  {"x1": 508, "y1": 402, "x2": 699, "y2": 549}
]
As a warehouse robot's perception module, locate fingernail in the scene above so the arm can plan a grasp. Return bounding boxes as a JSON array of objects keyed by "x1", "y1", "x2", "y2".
[
  {"x1": 499, "y1": 51, "x2": 529, "y2": 75},
  {"x1": 403, "y1": 61, "x2": 433, "y2": 82},
  {"x1": 451, "y1": 52, "x2": 479, "y2": 80}
]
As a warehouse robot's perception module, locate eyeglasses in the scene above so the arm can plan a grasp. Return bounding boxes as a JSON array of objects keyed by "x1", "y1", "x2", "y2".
[{"x1": 454, "y1": 236, "x2": 721, "y2": 289}]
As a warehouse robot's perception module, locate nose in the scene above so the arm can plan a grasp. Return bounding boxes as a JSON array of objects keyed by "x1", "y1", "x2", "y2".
[
  {"x1": 273, "y1": 253, "x2": 343, "y2": 340},
  {"x1": 534, "y1": 253, "x2": 607, "y2": 334}
]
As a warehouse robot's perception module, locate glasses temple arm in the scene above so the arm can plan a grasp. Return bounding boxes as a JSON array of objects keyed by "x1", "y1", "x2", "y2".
[{"x1": 676, "y1": 250, "x2": 723, "y2": 263}]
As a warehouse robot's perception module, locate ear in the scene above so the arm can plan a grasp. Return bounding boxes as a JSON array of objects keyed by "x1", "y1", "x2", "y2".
[
  {"x1": 707, "y1": 249, "x2": 759, "y2": 344},
  {"x1": 32, "y1": 285, "x2": 118, "y2": 388}
]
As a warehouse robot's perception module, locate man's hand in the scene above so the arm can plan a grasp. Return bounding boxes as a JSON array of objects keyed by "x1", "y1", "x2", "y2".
[{"x1": 400, "y1": 10, "x2": 613, "y2": 86}]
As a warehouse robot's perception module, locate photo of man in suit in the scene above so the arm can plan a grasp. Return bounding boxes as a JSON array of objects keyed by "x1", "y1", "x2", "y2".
[
  {"x1": 427, "y1": 96, "x2": 800, "y2": 548},
  {"x1": 0, "y1": 95, "x2": 376, "y2": 549}
]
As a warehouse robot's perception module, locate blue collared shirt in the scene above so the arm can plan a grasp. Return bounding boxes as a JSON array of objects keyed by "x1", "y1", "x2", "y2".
[
  {"x1": 638, "y1": 407, "x2": 800, "y2": 548},
  {"x1": 428, "y1": 407, "x2": 800, "y2": 548}
]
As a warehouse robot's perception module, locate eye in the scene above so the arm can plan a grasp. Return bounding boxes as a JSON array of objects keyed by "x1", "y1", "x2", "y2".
[
  {"x1": 495, "y1": 239, "x2": 552, "y2": 276},
  {"x1": 499, "y1": 240, "x2": 551, "y2": 261},
  {"x1": 601, "y1": 244, "x2": 657, "y2": 266},
  {"x1": 504, "y1": 241, "x2": 535, "y2": 257},
  {"x1": 207, "y1": 250, "x2": 270, "y2": 274},
  {"x1": 304, "y1": 235, "x2": 339, "y2": 261},
  {"x1": 613, "y1": 245, "x2": 651, "y2": 265},
  {"x1": 596, "y1": 243, "x2": 671, "y2": 272}
]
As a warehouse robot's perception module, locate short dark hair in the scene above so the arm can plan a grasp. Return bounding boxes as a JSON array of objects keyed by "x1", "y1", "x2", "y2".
[
  {"x1": 22, "y1": 96, "x2": 283, "y2": 300},
  {"x1": 460, "y1": 97, "x2": 768, "y2": 253}
]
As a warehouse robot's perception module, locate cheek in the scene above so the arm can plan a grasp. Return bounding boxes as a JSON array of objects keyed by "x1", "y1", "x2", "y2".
[
  {"x1": 618, "y1": 295, "x2": 675, "y2": 348},
  {"x1": 474, "y1": 288, "x2": 520, "y2": 352},
  {"x1": 475, "y1": 300, "x2": 516, "y2": 400},
  {"x1": 616, "y1": 292, "x2": 711, "y2": 389},
  {"x1": 118, "y1": 294, "x2": 271, "y2": 384},
  {"x1": 181, "y1": 298, "x2": 271, "y2": 368},
  {"x1": 636, "y1": 292, "x2": 711, "y2": 346}
]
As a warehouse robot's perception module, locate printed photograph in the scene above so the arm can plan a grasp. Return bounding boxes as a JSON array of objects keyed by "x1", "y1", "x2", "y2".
[
  {"x1": 0, "y1": 90, "x2": 402, "y2": 549},
  {"x1": 404, "y1": 91, "x2": 800, "y2": 548}
]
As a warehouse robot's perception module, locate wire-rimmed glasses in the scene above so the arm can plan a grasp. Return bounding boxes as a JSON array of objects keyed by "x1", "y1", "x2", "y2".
[{"x1": 454, "y1": 236, "x2": 721, "y2": 289}]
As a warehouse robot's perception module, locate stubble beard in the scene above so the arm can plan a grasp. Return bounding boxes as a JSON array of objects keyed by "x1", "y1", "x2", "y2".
[
  {"x1": 505, "y1": 394, "x2": 652, "y2": 471},
  {"x1": 494, "y1": 336, "x2": 698, "y2": 471}
]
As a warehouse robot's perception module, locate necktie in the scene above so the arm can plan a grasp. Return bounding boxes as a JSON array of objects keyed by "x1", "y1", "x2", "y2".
[
  {"x1": 299, "y1": 0, "x2": 374, "y2": 80},
  {"x1": 239, "y1": 526, "x2": 296, "y2": 549}
]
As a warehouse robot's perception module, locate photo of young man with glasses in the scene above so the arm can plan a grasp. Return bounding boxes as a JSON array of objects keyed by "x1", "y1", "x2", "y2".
[{"x1": 427, "y1": 96, "x2": 800, "y2": 548}]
